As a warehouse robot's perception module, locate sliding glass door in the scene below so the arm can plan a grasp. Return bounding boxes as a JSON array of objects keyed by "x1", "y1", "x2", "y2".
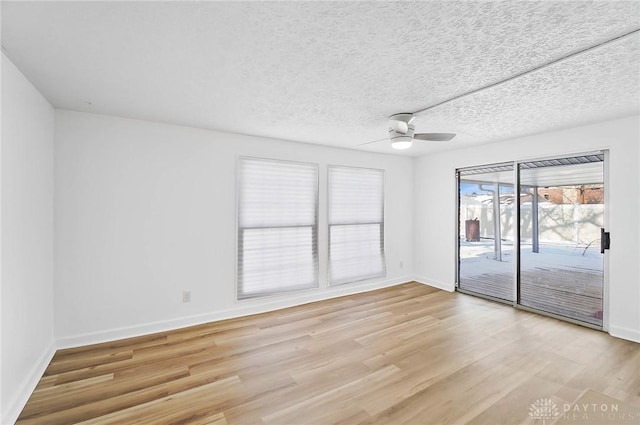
[
  {"x1": 457, "y1": 163, "x2": 515, "y2": 302},
  {"x1": 457, "y1": 152, "x2": 606, "y2": 328},
  {"x1": 518, "y1": 154, "x2": 605, "y2": 327}
]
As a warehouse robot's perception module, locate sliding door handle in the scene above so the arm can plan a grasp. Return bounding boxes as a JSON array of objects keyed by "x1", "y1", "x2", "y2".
[{"x1": 601, "y1": 228, "x2": 610, "y2": 254}]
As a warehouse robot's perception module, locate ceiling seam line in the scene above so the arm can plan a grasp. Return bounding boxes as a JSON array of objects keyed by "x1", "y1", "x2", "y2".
[{"x1": 412, "y1": 28, "x2": 640, "y2": 116}]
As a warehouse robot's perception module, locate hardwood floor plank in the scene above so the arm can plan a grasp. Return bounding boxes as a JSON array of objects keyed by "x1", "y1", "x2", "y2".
[
  {"x1": 54, "y1": 334, "x2": 168, "y2": 358},
  {"x1": 20, "y1": 374, "x2": 115, "y2": 418},
  {"x1": 75, "y1": 377, "x2": 243, "y2": 425},
  {"x1": 466, "y1": 375, "x2": 564, "y2": 425},
  {"x1": 44, "y1": 350, "x2": 133, "y2": 376},
  {"x1": 261, "y1": 365, "x2": 404, "y2": 424},
  {"x1": 17, "y1": 385, "x2": 168, "y2": 425}
]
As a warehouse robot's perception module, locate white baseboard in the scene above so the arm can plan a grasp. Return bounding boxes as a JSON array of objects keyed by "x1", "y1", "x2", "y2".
[
  {"x1": 609, "y1": 325, "x2": 640, "y2": 343},
  {"x1": 2, "y1": 339, "x2": 57, "y2": 425},
  {"x1": 57, "y1": 276, "x2": 414, "y2": 349},
  {"x1": 58, "y1": 276, "x2": 639, "y2": 349},
  {"x1": 413, "y1": 275, "x2": 455, "y2": 292}
]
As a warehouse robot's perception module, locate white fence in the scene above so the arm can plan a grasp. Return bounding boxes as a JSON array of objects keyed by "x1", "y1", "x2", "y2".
[{"x1": 460, "y1": 201, "x2": 603, "y2": 245}]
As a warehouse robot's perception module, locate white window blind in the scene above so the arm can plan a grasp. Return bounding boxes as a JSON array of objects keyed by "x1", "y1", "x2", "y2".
[
  {"x1": 328, "y1": 166, "x2": 385, "y2": 285},
  {"x1": 237, "y1": 157, "x2": 319, "y2": 299}
]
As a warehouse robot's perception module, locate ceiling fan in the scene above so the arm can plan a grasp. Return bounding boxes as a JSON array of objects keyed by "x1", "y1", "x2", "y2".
[{"x1": 386, "y1": 113, "x2": 455, "y2": 150}]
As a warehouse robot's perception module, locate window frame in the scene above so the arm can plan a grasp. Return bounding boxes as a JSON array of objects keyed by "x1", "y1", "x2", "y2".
[
  {"x1": 236, "y1": 156, "x2": 319, "y2": 300},
  {"x1": 327, "y1": 165, "x2": 386, "y2": 286}
]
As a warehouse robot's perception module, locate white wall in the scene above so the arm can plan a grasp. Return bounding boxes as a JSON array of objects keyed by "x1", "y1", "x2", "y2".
[
  {"x1": 414, "y1": 115, "x2": 640, "y2": 342},
  {"x1": 1, "y1": 54, "x2": 56, "y2": 424},
  {"x1": 54, "y1": 110, "x2": 414, "y2": 346}
]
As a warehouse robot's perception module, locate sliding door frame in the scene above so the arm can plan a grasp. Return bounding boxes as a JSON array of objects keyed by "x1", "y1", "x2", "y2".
[
  {"x1": 455, "y1": 161, "x2": 515, "y2": 306},
  {"x1": 513, "y1": 162, "x2": 520, "y2": 308},
  {"x1": 603, "y1": 149, "x2": 610, "y2": 332},
  {"x1": 456, "y1": 150, "x2": 609, "y2": 331}
]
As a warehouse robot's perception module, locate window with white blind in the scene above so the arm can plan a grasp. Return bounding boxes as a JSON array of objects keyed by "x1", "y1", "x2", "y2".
[
  {"x1": 237, "y1": 157, "x2": 319, "y2": 299},
  {"x1": 328, "y1": 166, "x2": 385, "y2": 285}
]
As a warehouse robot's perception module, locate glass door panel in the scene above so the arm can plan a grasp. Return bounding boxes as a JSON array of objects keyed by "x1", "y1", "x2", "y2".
[
  {"x1": 458, "y1": 164, "x2": 515, "y2": 302},
  {"x1": 518, "y1": 155, "x2": 604, "y2": 327}
]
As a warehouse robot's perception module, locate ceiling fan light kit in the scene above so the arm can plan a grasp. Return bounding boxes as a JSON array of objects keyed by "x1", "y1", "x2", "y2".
[
  {"x1": 390, "y1": 139, "x2": 413, "y2": 150},
  {"x1": 389, "y1": 122, "x2": 415, "y2": 150}
]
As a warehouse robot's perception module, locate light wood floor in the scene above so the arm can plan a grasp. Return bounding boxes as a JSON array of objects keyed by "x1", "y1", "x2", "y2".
[{"x1": 17, "y1": 282, "x2": 640, "y2": 425}]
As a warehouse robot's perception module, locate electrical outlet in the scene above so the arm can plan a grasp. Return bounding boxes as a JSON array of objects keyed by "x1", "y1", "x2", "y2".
[
  {"x1": 400, "y1": 260, "x2": 404, "y2": 269},
  {"x1": 182, "y1": 291, "x2": 191, "y2": 303}
]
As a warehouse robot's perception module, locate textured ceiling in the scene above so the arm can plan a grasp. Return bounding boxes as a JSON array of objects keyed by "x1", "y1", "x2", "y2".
[{"x1": 2, "y1": 1, "x2": 639, "y2": 156}]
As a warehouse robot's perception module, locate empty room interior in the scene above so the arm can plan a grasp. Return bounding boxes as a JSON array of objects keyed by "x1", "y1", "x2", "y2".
[{"x1": 2, "y1": 1, "x2": 640, "y2": 424}]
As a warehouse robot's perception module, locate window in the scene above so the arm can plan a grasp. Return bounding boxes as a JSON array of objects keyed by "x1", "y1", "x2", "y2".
[
  {"x1": 328, "y1": 166, "x2": 385, "y2": 285},
  {"x1": 237, "y1": 157, "x2": 318, "y2": 299}
]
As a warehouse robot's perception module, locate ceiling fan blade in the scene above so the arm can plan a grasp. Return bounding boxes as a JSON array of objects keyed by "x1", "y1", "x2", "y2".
[
  {"x1": 389, "y1": 120, "x2": 409, "y2": 134},
  {"x1": 414, "y1": 133, "x2": 456, "y2": 142}
]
